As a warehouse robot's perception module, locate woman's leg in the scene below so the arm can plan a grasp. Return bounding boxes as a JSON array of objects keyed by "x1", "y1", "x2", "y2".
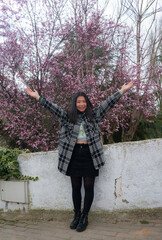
[
  {"x1": 76, "y1": 176, "x2": 95, "y2": 232},
  {"x1": 82, "y1": 176, "x2": 95, "y2": 214},
  {"x1": 70, "y1": 176, "x2": 82, "y2": 211},
  {"x1": 70, "y1": 176, "x2": 82, "y2": 229}
]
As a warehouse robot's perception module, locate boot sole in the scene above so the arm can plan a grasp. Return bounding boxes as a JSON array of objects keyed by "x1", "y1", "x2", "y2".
[
  {"x1": 70, "y1": 226, "x2": 77, "y2": 229},
  {"x1": 76, "y1": 223, "x2": 88, "y2": 232}
]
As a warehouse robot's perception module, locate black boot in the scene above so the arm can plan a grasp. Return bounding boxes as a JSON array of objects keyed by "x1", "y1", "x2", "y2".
[
  {"x1": 76, "y1": 213, "x2": 88, "y2": 232},
  {"x1": 70, "y1": 210, "x2": 81, "y2": 229}
]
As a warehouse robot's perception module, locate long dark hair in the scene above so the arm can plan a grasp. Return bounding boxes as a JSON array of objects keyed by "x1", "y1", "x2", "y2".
[{"x1": 67, "y1": 92, "x2": 94, "y2": 124}]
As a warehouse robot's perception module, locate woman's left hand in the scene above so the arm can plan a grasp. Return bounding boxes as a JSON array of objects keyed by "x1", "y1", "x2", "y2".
[{"x1": 120, "y1": 81, "x2": 134, "y2": 93}]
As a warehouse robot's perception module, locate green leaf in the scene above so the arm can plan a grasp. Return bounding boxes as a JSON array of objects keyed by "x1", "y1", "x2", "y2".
[{"x1": 0, "y1": 147, "x2": 38, "y2": 181}]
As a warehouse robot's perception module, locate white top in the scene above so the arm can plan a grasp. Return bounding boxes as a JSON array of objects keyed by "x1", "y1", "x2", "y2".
[{"x1": 77, "y1": 122, "x2": 87, "y2": 141}]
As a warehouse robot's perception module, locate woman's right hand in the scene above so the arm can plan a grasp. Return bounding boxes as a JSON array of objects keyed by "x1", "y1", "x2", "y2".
[{"x1": 26, "y1": 88, "x2": 40, "y2": 100}]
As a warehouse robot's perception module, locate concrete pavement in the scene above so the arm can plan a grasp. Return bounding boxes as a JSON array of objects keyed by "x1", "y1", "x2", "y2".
[{"x1": 0, "y1": 209, "x2": 162, "y2": 240}]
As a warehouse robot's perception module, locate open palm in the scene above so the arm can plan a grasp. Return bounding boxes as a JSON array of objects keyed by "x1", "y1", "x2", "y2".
[
  {"x1": 121, "y1": 81, "x2": 134, "y2": 93},
  {"x1": 26, "y1": 88, "x2": 39, "y2": 99}
]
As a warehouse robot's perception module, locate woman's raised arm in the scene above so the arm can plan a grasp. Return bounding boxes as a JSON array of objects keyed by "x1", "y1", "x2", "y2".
[
  {"x1": 26, "y1": 87, "x2": 67, "y2": 121},
  {"x1": 93, "y1": 81, "x2": 134, "y2": 123}
]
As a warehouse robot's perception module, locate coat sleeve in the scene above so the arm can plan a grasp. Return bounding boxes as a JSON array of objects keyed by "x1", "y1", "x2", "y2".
[
  {"x1": 92, "y1": 91, "x2": 122, "y2": 123},
  {"x1": 39, "y1": 96, "x2": 67, "y2": 121}
]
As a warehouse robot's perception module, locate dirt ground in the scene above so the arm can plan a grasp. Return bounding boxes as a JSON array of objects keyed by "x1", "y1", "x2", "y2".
[{"x1": 0, "y1": 208, "x2": 162, "y2": 224}]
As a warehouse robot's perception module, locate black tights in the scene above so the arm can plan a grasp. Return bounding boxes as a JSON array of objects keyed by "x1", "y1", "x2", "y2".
[{"x1": 70, "y1": 176, "x2": 95, "y2": 214}]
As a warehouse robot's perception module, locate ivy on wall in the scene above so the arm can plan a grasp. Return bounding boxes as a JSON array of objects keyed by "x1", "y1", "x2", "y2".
[{"x1": 0, "y1": 147, "x2": 38, "y2": 181}]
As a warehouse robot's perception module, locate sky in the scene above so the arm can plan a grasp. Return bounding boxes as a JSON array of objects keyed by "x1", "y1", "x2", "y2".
[
  {"x1": 98, "y1": 0, "x2": 162, "y2": 49},
  {"x1": 102, "y1": 0, "x2": 161, "y2": 26}
]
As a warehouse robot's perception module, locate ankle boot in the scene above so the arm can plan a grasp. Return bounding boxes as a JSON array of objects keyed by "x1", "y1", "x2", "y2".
[
  {"x1": 70, "y1": 210, "x2": 81, "y2": 229},
  {"x1": 76, "y1": 213, "x2": 88, "y2": 232}
]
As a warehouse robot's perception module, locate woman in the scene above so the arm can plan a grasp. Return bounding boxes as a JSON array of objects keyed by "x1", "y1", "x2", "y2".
[{"x1": 26, "y1": 81, "x2": 133, "y2": 232}]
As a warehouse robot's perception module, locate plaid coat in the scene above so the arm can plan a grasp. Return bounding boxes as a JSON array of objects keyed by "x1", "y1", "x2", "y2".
[{"x1": 39, "y1": 91, "x2": 122, "y2": 175}]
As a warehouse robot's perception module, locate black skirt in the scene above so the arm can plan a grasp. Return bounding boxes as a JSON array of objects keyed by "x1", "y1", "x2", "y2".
[{"x1": 66, "y1": 144, "x2": 99, "y2": 177}]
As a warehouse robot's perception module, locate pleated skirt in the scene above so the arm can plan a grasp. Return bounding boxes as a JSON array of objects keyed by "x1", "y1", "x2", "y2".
[{"x1": 66, "y1": 144, "x2": 99, "y2": 177}]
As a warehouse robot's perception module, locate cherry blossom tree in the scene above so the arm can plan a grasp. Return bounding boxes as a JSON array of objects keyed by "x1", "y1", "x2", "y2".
[{"x1": 0, "y1": 0, "x2": 161, "y2": 150}]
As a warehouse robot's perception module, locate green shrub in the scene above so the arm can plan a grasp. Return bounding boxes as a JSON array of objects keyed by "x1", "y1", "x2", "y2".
[{"x1": 0, "y1": 147, "x2": 38, "y2": 181}]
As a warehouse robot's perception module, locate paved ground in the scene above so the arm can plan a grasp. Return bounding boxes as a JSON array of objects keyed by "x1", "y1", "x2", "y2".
[{"x1": 0, "y1": 209, "x2": 162, "y2": 240}]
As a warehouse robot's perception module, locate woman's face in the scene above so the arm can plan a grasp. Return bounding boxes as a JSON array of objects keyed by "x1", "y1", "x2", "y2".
[{"x1": 76, "y1": 96, "x2": 87, "y2": 112}]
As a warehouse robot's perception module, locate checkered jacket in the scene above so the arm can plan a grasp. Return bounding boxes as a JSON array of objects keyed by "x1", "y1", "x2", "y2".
[{"x1": 39, "y1": 91, "x2": 122, "y2": 175}]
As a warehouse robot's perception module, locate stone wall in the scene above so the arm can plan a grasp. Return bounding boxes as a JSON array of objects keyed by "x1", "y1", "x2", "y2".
[{"x1": 0, "y1": 139, "x2": 162, "y2": 211}]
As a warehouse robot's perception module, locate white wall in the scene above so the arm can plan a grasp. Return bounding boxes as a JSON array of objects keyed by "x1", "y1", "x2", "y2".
[{"x1": 0, "y1": 139, "x2": 162, "y2": 212}]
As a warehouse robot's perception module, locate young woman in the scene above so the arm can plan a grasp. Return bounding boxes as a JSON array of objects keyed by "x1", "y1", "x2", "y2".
[{"x1": 26, "y1": 81, "x2": 133, "y2": 232}]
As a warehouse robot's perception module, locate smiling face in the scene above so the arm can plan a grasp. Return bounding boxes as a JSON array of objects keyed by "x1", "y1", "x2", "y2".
[{"x1": 76, "y1": 96, "x2": 87, "y2": 112}]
